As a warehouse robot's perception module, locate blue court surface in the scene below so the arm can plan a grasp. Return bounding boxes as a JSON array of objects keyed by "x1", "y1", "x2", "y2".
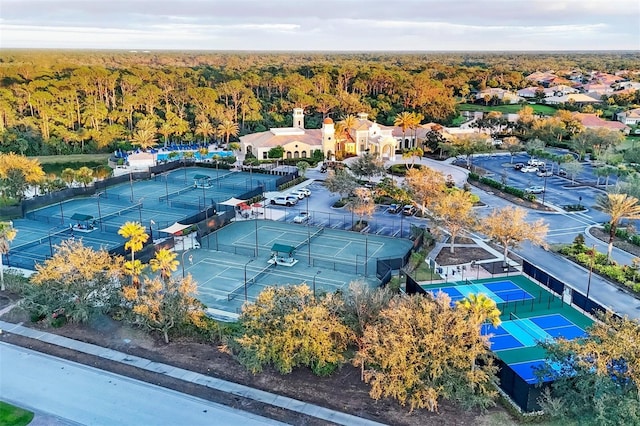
[
  {"x1": 481, "y1": 313, "x2": 587, "y2": 352},
  {"x1": 429, "y1": 280, "x2": 534, "y2": 306}
]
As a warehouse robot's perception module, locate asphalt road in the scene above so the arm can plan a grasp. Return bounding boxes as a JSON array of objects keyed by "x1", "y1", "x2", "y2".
[{"x1": 0, "y1": 342, "x2": 287, "y2": 426}]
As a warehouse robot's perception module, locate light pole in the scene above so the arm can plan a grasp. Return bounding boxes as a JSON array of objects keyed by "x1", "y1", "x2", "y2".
[
  {"x1": 129, "y1": 170, "x2": 134, "y2": 202},
  {"x1": 312, "y1": 270, "x2": 321, "y2": 299},
  {"x1": 244, "y1": 259, "x2": 255, "y2": 301},
  {"x1": 254, "y1": 218, "x2": 259, "y2": 257},
  {"x1": 181, "y1": 249, "x2": 192, "y2": 278},
  {"x1": 94, "y1": 191, "x2": 104, "y2": 231},
  {"x1": 586, "y1": 244, "x2": 596, "y2": 299},
  {"x1": 542, "y1": 175, "x2": 548, "y2": 205}
]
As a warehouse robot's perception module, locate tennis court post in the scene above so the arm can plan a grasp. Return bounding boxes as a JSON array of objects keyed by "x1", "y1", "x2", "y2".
[{"x1": 244, "y1": 259, "x2": 254, "y2": 301}]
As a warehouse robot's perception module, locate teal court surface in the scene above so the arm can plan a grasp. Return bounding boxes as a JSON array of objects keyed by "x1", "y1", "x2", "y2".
[
  {"x1": 9, "y1": 167, "x2": 280, "y2": 270},
  {"x1": 421, "y1": 275, "x2": 593, "y2": 386},
  {"x1": 181, "y1": 220, "x2": 414, "y2": 314}
]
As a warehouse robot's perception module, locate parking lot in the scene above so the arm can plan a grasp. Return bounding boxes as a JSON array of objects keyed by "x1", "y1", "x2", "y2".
[
  {"x1": 470, "y1": 152, "x2": 610, "y2": 210},
  {"x1": 268, "y1": 182, "x2": 429, "y2": 239}
]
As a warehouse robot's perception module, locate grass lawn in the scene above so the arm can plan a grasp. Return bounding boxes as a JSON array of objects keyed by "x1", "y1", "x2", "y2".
[
  {"x1": 31, "y1": 153, "x2": 111, "y2": 164},
  {"x1": 0, "y1": 401, "x2": 34, "y2": 426},
  {"x1": 29, "y1": 154, "x2": 112, "y2": 176},
  {"x1": 458, "y1": 103, "x2": 558, "y2": 116},
  {"x1": 621, "y1": 136, "x2": 640, "y2": 151},
  {"x1": 412, "y1": 259, "x2": 439, "y2": 282}
]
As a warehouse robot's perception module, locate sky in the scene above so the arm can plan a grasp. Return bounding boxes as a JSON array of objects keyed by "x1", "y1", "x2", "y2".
[{"x1": 1, "y1": 0, "x2": 639, "y2": 51}]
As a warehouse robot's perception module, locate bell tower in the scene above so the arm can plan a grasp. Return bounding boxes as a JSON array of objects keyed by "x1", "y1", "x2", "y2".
[{"x1": 293, "y1": 108, "x2": 304, "y2": 129}]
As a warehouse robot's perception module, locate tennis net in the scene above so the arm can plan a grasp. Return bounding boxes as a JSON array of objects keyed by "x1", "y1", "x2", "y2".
[
  {"x1": 250, "y1": 263, "x2": 273, "y2": 285},
  {"x1": 11, "y1": 228, "x2": 70, "y2": 253},
  {"x1": 100, "y1": 203, "x2": 141, "y2": 222},
  {"x1": 227, "y1": 263, "x2": 274, "y2": 301},
  {"x1": 159, "y1": 186, "x2": 196, "y2": 203},
  {"x1": 509, "y1": 312, "x2": 549, "y2": 343},
  {"x1": 295, "y1": 227, "x2": 324, "y2": 250}
]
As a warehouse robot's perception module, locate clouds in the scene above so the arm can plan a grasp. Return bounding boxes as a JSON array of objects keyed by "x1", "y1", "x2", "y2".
[{"x1": 1, "y1": 0, "x2": 638, "y2": 50}]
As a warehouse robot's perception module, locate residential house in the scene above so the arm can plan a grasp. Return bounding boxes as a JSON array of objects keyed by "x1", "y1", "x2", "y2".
[
  {"x1": 572, "y1": 112, "x2": 630, "y2": 134},
  {"x1": 616, "y1": 108, "x2": 640, "y2": 126},
  {"x1": 475, "y1": 88, "x2": 523, "y2": 104},
  {"x1": 544, "y1": 93, "x2": 601, "y2": 106}
]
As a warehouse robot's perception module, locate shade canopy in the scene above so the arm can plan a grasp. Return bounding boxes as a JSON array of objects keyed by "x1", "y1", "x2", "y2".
[
  {"x1": 158, "y1": 222, "x2": 191, "y2": 234},
  {"x1": 193, "y1": 174, "x2": 211, "y2": 180},
  {"x1": 70, "y1": 213, "x2": 93, "y2": 221},
  {"x1": 220, "y1": 197, "x2": 248, "y2": 206},
  {"x1": 271, "y1": 243, "x2": 295, "y2": 255}
]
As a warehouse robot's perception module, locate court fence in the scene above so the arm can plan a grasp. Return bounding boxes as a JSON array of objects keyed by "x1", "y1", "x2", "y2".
[
  {"x1": 1, "y1": 161, "x2": 297, "y2": 220},
  {"x1": 522, "y1": 259, "x2": 609, "y2": 318}
]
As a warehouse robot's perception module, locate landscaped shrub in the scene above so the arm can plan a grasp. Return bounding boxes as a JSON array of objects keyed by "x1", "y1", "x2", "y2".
[
  {"x1": 560, "y1": 245, "x2": 640, "y2": 293},
  {"x1": 503, "y1": 186, "x2": 525, "y2": 198},
  {"x1": 479, "y1": 177, "x2": 503, "y2": 190},
  {"x1": 468, "y1": 172, "x2": 480, "y2": 181}
]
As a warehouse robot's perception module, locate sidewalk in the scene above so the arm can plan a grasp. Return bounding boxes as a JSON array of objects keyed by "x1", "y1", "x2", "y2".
[{"x1": 0, "y1": 320, "x2": 384, "y2": 426}]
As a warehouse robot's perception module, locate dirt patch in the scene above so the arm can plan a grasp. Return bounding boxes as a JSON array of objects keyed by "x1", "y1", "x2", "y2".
[
  {"x1": 588, "y1": 227, "x2": 640, "y2": 258},
  {"x1": 435, "y1": 246, "x2": 496, "y2": 266},
  {"x1": 0, "y1": 306, "x2": 511, "y2": 425}
]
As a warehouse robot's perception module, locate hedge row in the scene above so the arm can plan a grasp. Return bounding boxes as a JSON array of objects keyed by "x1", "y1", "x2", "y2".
[{"x1": 468, "y1": 173, "x2": 536, "y2": 202}]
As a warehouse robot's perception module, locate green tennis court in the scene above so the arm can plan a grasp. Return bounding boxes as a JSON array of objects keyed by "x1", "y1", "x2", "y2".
[{"x1": 185, "y1": 220, "x2": 414, "y2": 314}]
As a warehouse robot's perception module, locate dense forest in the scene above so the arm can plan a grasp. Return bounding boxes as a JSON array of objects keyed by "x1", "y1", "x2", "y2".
[{"x1": 1, "y1": 50, "x2": 639, "y2": 156}]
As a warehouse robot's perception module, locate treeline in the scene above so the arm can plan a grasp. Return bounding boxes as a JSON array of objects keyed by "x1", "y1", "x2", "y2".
[{"x1": 1, "y1": 51, "x2": 638, "y2": 157}]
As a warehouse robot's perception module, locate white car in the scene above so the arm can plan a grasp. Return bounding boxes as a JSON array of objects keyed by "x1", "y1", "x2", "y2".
[
  {"x1": 527, "y1": 159, "x2": 546, "y2": 167},
  {"x1": 293, "y1": 212, "x2": 311, "y2": 223},
  {"x1": 288, "y1": 190, "x2": 306, "y2": 200},
  {"x1": 297, "y1": 188, "x2": 311, "y2": 197},
  {"x1": 270, "y1": 196, "x2": 297, "y2": 206},
  {"x1": 525, "y1": 186, "x2": 545, "y2": 194},
  {"x1": 520, "y1": 165, "x2": 538, "y2": 173}
]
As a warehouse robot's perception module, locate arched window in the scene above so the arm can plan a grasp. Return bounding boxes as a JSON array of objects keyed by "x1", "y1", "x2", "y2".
[
  {"x1": 294, "y1": 151, "x2": 299, "y2": 159},
  {"x1": 301, "y1": 151, "x2": 307, "y2": 158},
  {"x1": 286, "y1": 151, "x2": 292, "y2": 159},
  {"x1": 246, "y1": 145, "x2": 252, "y2": 154}
]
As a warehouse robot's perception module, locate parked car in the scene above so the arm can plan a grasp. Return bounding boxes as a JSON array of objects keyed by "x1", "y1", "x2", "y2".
[
  {"x1": 537, "y1": 169, "x2": 553, "y2": 177},
  {"x1": 284, "y1": 195, "x2": 300, "y2": 204},
  {"x1": 558, "y1": 169, "x2": 567, "y2": 177},
  {"x1": 293, "y1": 211, "x2": 311, "y2": 223},
  {"x1": 527, "y1": 159, "x2": 546, "y2": 167},
  {"x1": 387, "y1": 203, "x2": 402, "y2": 214},
  {"x1": 297, "y1": 188, "x2": 311, "y2": 197},
  {"x1": 402, "y1": 205, "x2": 417, "y2": 216},
  {"x1": 521, "y1": 165, "x2": 538, "y2": 173},
  {"x1": 514, "y1": 163, "x2": 525, "y2": 170},
  {"x1": 270, "y1": 196, "x2": 297, "y2": 206},
  {"x1": 288, "y1": 190, "x2": 306, "y2": 200},
  {"x1": 525, "y1": 186, "x2": 545, "y2": 194}
]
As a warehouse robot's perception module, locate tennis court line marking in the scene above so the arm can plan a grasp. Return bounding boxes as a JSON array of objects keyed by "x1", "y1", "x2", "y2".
[{"x1": 198, "y1": 258, "x2": 346, "y2": 286}]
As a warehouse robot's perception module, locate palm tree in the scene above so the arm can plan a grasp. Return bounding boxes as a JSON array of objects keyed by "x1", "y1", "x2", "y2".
[
  {"x1": 149, "y1": 248, "x2": 179, "y2": 283},
  {"x1": 0, "y1": 222, "x2": 17, "y2": 291},
  {"x1": 402, "y1": 147, "x2": 424, "y2": 169},
  {"x1": 124, "y1": 259, "x2": 145, "y2": 288},
  {"x1": 61, "y1": 168, "x2": 76, "y2": 187},
  {"x1": 394, "y1": 111, "x2": 413, "y2": 149},
  {"x1": 130, "y1": 127, "x2": 158, "y2": 150},
  {"x1": 596, "y1": 193, "x2": 640, "y2": 260},
  {"x1": 457, "y1": 293, "x2": 501, "y2": 327},
  {"x1": 408, "y1": 112, "x2": 423, "y2": 148},
  {"x1": 341, "y1": 114, "x2": 358, "y2": 156},
  {"x1": 195, "y1": 120, "x2": 214, "y2": 144},
  {"x1": 118, "y1": 221, "x2": 149, "y2": 265},
  {"x1": 217, "y1": 119, "x2": 239, "y2": 145}
]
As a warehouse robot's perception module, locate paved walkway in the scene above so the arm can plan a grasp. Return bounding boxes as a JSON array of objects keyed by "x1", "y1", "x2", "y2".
[{"x1": 0, "y1": 320, "x2": 384, "y2": 426}]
